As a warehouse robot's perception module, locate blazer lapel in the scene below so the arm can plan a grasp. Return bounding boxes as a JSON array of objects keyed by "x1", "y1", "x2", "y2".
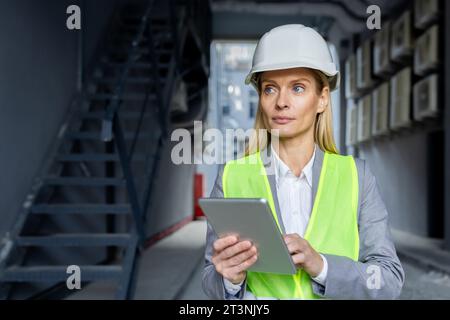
[
  {"x1": 260, "y1": 147, "x2": 286, "y2": 234},
  {"x1": 311, "y1": 146, "x2": 324, "y2": 210}
]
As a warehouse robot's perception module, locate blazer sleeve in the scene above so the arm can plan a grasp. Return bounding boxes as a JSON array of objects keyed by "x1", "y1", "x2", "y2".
[
  {"x1": 201, "y1": 164, "x2": 249, "y2": 300},
  {"x1": 311, "y1": 159, "x2": 405, "y2": 299}
]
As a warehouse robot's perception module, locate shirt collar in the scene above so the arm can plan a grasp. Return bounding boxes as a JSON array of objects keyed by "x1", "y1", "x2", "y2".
[{"x1": 271, "y1": 144, "x2": 316, "y2": 188}]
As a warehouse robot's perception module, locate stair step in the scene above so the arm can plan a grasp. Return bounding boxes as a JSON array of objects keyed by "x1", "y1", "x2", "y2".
[
  {"x1": 93, "y1": 77, "x2": 154, "y2": 85},
  {"x1": 120, "y1": 16, "x2": 169, "y2": 26},
  {"x1": 110, "y1": 35, "x2": 149, "y2": 43},
  {"x1": 120, "y1": 24, "x2": 168, "y2": 32},
  {"x1": 56, "y1": 153, "x2": 146, "y2": 162},
  {"x1": 107, "y1": 47, "x2": 173, "y2": 57},
  {"x1": 3, "y1": 265, "x2": 123, "y2": 282},
  {"x1": 99, "y1": 62, "x2": 170, "y2": 72},
  {"x1": 80, "y1": 111, "x2": 152, "y2": 120},
  {"x1": 43, "y1": 177, "x2": 126, "y2": 187},
  {"x1": 150, "y1": 24, "x2": 170, "y2": 31},
  {"x1": 109, "y1": 35, "x2": 174, "y2": 47},
  {"x1": 31, "y1": 204, "x2": 131, "y2": 214},
  {"x1": 85, "y1": 93, "x2": 155, "y2": 102},
  {"x1": 65, "y1": 131, "x2": 154, "y2": 140},
  {"x1": 101, "y1": 61, "x2": 153, "y2": 70},
  {"x1": 155, "y1": 48, "x2": 173, "y2": 56},
  {"x1": 16, "y1": 234, "x2": 132, "y2": 247},
  {"x1": 109, "y1": 47, "x2": 151, "y2": 55},
  {"x1": 107, "y1": 39, "x2": 149, "y2": 49},
  {"x1": 118, "y1": 19, "x2": 143, "y2": 28},
  {"x1": 151, "y1": 18, "x2": 170, "y2": 25}
]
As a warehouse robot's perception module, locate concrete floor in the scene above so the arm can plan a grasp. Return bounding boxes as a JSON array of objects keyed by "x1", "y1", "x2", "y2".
[
  {"x1": 179, "y1": 222, "x2": 450, "y2": 300},
  {"x1": 67, "y1": 220, "x2": 207, "y2": 300},
  {"x1": 177, "y1": 256, "x2": 208, "y2": 300},
  {"x1": 66, "y1": 220, "x2": 450, "y2": 300},
  {"x1": 400, "y1": 260, "x2": 450, "y2": 299},
  {"x1": 181, "y1": 258, "x2": 450, "y2": 300},
  {"x1": 133, "y1": 220, "x2": 206, "y2": 299}
]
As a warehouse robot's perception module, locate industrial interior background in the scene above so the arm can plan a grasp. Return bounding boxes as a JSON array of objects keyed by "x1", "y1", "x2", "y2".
[{"x1": 0, "y1": 0, "x2": 450, "y2": 299}]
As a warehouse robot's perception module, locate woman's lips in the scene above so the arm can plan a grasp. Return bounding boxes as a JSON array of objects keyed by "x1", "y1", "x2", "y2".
[{"x1": 272, "y1": 116, "x2": 295, "y2": 125}]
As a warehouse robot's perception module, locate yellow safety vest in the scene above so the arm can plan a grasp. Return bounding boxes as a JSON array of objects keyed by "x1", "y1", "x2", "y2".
[{"x1": 222, "y1": 150, "x2": 359, "y2": 299}]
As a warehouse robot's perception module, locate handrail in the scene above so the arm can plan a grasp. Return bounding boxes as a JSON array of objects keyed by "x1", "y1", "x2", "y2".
[
  {"x1": 101, "y1": 0, "x2": 155, "y2": 143},
  {"x1": 100, "y1": 0, "x2": 157, "y2": 244},
  {"x1": 169, "y1": 0, "x2": 180, "y2": 71},
  {"x1": 146, "y1": 12, "x2": 166, "y2": 138},
  {"x1": 139, "y1": 1, "x2": 186, "y2": 220},
  {"x1": 99, "y1": 0, "x2": 187, "y2": 245},
  {"x1": 160, "y1": 5, "x2": 187, "y2": 137}
]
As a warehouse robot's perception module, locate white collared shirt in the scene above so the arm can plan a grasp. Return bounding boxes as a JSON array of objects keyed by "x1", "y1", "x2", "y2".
[
  {"x1": 273, "y1": 144, "x2": 315, "y2": 237},
  {"x1": 223, "y1": 145, "x2": 328, "y2": 299}
]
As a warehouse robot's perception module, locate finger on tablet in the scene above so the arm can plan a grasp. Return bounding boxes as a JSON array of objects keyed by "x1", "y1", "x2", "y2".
[{"x1": 213, "y1": 234, "x2": 239, "y2": 252}]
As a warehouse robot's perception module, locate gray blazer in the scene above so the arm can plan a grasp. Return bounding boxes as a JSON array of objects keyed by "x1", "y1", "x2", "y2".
[{"x1": 202, "y1": 146, "x2": 405, "y2": 299}]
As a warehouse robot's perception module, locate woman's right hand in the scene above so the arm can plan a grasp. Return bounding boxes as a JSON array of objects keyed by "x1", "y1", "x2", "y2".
[{"x1": 211, "y1": 234, "x2": 258, "y2": 284}]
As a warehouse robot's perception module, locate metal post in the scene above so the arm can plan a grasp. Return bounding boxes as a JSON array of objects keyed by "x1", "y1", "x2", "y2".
[
  {"x1": 444, "y1": 0, "x2": 450, "y2": 250},
  {"x1": 113, "y1": 116, "x2": 146, "y2": 244}
]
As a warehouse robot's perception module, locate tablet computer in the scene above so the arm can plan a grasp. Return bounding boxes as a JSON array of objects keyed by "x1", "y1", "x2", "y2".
[{"x1": 199, "y1": 198, "x2": 297, "y2": 275}]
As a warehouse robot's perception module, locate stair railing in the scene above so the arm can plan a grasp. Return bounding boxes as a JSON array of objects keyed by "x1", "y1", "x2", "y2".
[
  {"x1": 101, "y1": 0, "x2": 185, "y2": 245},
  {"x1": 100, "y1": 0, "x2": 154, "y2": 245}
]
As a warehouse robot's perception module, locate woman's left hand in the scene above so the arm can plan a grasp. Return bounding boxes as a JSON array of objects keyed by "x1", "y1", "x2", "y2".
[{"x1": 283, "y1": 233, "x2": 324, "y2": 277}]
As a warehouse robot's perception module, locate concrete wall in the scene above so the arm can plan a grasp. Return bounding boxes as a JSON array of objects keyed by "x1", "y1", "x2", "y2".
[
  {"x1": 146, "y1": 139, "x2": 195, "y2": 236},
  {"x1": 0, "y1": 0, "x2": 120, "y2": 241},
  {"x1": 359, "y1": 131, "x2": 442, "y2": 238}
]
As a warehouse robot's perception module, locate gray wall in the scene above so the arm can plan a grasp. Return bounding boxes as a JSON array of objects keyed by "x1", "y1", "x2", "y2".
[
  {"x1": 359, "y1": 133, "x2": 430, "y2": 237},
  {"x1": 0, "y1": 0, "x2": 120, "y2": 241},
  {"x1": 146, "y1": 139, "x2": 195, "y2": 237}
]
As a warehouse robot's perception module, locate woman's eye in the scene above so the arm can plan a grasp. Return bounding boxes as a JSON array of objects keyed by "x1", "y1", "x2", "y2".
[
  {"x1": 263, "y1": 87, "x2": 275, "y2": 95},
  {"x1": 293, "y1": 85, "x2": 305, "y2": 93}
]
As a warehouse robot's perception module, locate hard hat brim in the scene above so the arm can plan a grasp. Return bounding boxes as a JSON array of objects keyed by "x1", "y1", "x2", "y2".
[{"x1": 245, "y1": 62, "x2": 340, "y2": 92}]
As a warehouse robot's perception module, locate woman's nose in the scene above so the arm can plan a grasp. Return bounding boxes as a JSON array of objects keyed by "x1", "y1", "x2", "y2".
[{"x1": 276, "y1": 89, "x2": 289, "y2": 109}]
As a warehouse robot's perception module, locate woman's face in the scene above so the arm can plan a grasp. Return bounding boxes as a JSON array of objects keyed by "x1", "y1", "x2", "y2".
[{"x1": 259, "y1": 67, "x2": 328, "y2": 140}]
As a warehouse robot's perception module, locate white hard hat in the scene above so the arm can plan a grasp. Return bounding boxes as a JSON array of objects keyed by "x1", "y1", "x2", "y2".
[{"x1": 245, "y1": 24, "x2": 340, "y2": 92}]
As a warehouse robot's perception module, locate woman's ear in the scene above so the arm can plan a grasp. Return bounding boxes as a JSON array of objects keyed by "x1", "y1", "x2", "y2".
[
  {"x1": 317, "y1": 100, "x2": 325, "y2": 113},
  {"x1": 317, "y1": 87, "x2": 330, "y2": 113}
]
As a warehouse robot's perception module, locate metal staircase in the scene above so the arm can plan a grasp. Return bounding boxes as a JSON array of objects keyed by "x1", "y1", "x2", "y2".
[{"x1": 0, "y1": 0, "x2": 206, "y2": 300}]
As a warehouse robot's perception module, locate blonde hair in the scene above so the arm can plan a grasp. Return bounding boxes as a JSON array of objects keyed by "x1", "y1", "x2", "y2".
[{"x1": 245, "y1": 69, "x2": 339, "y2": 156}]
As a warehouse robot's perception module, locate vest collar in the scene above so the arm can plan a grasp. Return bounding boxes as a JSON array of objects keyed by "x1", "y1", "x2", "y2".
[
  {"x1": 259, "y1": 143, "x2": 325, "y2": 234},
  {"x1": 270, "y1": 144, "x2": 316, "y2": 188}
]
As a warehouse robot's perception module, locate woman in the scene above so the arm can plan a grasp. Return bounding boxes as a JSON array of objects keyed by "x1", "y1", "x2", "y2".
[{"x1": 202, "y1": 24, "x2": 404, "y2": 299}]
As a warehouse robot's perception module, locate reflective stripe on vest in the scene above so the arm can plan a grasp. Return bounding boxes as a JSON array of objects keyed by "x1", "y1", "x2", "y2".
[{"x1": 222, "y1": 150, "x2": 359, "y2": 299}]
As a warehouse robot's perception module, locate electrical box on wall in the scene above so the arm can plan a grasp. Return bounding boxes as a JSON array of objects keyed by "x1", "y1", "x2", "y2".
[
  {"x1": 357, "y1": 95, "x2": 372, "y2": 143},
  {"x1": 374, "y1": 21, "x2": 394, "y2": 76},
  {"x1": 345, "y1": 54, "x2": 358, "y2": 99},
  {"x1": 391, "y1": 10, "x2": 414, "y2": 63},
  {"x1": 372, "y1": 82, "x2": 390, "y2": 137},
  {"x1": 414, "y1": 25, "x2": 440, "y2": 76},
  {"x1": 346, "y1": 100, "x2": 358, "y2": 147},
  {"x1": 413, "y1": 73, "x2": 439, "y2": 120},
  {"x1": 356, "y1": 40, "x2": 373, "y2": 91},
  {"x1": 390, "y1": 67, "x2": 412, "y2": 130},
  {"x1": 414, "y1": 0, "x2": 439, "y2": 29}
]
